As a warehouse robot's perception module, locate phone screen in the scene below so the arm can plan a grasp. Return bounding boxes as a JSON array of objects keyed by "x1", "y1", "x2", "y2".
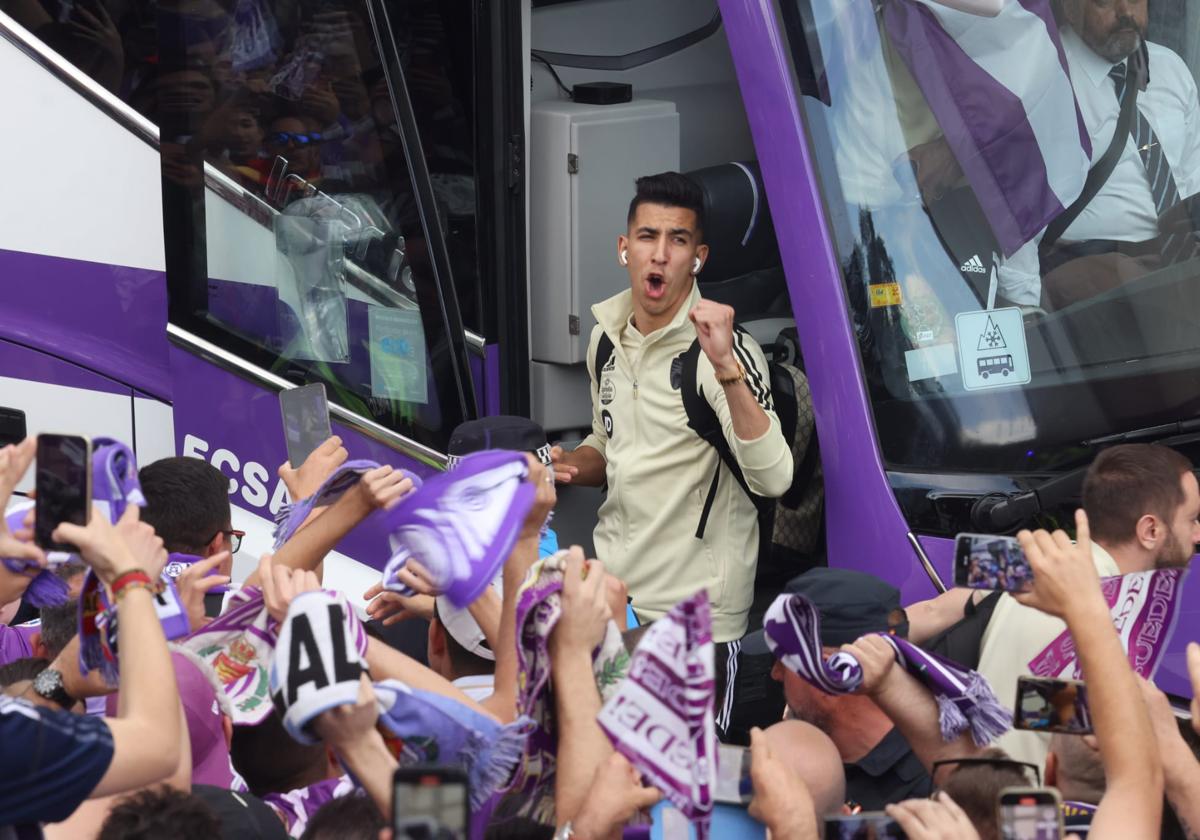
[
  {"x1": 999, "y1": 791, "x2": 1063, "y2": 840},
  {"x1": 1014, "y1": 677, "x2": 1092, "y2": 734},
  {"x1": 954, "y1": 533, "x2": 1033, "y2": 591},
  {"x1": 34, "y1": 434, "x2": 91, "y2": 551},
  {"x1": 280, "y1": 383, "x2": 331, "y2": 469},
  {"x1": 0, "y1": 407, "x2": 26, "y2": 447},
  {"x1": 823, "y1": 814, "x2": 907, "y2": 839},
  {"x1": 393, "y1": 768, "x2": 468, "y2": 840},
  {"x1": 714, "y1": 743, "x2": 752, "y2": 804}
]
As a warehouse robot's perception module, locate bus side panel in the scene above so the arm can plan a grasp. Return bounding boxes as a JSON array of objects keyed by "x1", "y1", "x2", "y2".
[
  {"x1": 0, "y1": 32, "x2": 170, "y2": 399},
  {"x1": 168, "y1": 345, "x2": 441, "y2": 581},
  {"x1": 718, "y1": 3, "x2": 924, "y2": 594},
  {"x1": 0, "y1": 339, "x2": 135, "y2": 491}
]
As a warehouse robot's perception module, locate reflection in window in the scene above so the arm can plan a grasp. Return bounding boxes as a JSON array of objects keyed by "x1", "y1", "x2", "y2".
[
  {"x1": 786, "y1": 0, "x2": 1200, "y2": 471},
  {"x1": 2, "y1": 0, "x2": 481, "y2": 449}
]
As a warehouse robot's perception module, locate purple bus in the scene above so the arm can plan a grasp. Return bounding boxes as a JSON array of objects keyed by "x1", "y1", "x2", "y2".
[{"x1": 0, "y1": 0, "x2": 1196, "y2": 699}]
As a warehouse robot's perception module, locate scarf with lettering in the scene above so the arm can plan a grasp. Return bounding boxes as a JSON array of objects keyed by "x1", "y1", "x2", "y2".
[
  {"x1": 272, "y1": 460, "x2": 423, "y2": 549},
  {"x1": 1028, "y1": 568, "x2": 1188, "y2": 680},
  {"x1": 382, "y1": 450, "x2": 537, "y2": 608},
  {"x1": 598, "y1": 590, "x2": 717, "y2": 839},
  {"x1": 764, "y1": 593, "x2": 1010, "y2": 744},
  {"x1": 503, "y1": 550, "x2": 630, "y2": 825},
  {"x1": 183, "y1": 586, "x2": 368, "y2": 725},
  {"x1": 374, "y1": 679, "x2": 533, "y2": 811}
]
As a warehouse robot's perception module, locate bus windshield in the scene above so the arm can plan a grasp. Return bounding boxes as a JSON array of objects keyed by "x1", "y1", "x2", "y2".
[{"x1": 785, "y1": 0, "x2": 1200, "y2": 474}]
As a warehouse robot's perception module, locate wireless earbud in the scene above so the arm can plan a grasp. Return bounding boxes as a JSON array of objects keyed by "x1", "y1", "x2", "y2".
[
  {"x1": 692, "y1": 257, "x2": 702, "y2": 275},
  {"x1": 619, "y1": 249, "x2": 629, "y2": 266}
]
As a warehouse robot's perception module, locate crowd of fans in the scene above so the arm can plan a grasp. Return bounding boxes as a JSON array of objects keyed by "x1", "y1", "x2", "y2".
[{"x1": 0, "y1": 423, "x2": 1196, "y2": 840}]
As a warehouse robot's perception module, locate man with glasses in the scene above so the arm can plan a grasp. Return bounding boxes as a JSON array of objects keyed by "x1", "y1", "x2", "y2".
[{"x1": 139, "y1": 456, "x2": 244, "y2": 618}]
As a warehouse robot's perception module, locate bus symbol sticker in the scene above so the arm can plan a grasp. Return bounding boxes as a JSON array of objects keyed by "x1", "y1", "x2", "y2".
[{"x1": 954, "y1": 307, "x2": 1031, "y2": 391}]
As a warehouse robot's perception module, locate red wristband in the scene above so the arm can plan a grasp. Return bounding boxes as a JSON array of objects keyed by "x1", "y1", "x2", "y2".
[{"x1": 110, "y1": 569, "x2": 152, "y2": 599}]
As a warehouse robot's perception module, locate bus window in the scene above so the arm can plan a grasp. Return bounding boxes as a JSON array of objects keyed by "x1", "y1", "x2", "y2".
[
  {"x1": 0, "y1": 0, "x2": 486, "y2": 451},
  {"x1": 782, "y1": 0, "x2": 1200, "y2": 475}
]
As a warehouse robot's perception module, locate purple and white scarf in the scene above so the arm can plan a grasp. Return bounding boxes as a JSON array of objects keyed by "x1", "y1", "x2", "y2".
[
  {"x1": 598, "y1": 590, "x2": 717, "y2": 839},
  {"x1": 183, "y1": 586, "x2": 367, "y2": 725},
  {"x1": 2, "y1": 503, "x2": 69, "y2": 608},
  {"x1": 374, "y1": 679, "x2": 533, "y2": 810},
  {"x1": 764, "y1": 593, "x2": 1010, "y2": 745},
  {"x1": 264, "y1": 774, "x2": 358, "y2": 838},
  {"x1": 504, "y1": 550, "x2": 630, "y2": 824},
  {"x1": 162, "y1": 552, "x2": 231, "y2": 598},
  {"x1": 382, "y1": 450, "x2": 537, "y2": 608},
  {"x1": 1029, "y1": 568, "x2": 1188, "y2": 681},
  {"x1": 272, "y1": 460, "x2": 423, "y2": 549}
]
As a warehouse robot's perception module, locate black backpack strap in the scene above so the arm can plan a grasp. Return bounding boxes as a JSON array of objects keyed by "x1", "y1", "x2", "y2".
[
  {"x1": 592, "y1": 332, "x2": 614, "y2": 395},
  {"x1": 680, "y1": 339, "x2": 769, "y2": 540}
]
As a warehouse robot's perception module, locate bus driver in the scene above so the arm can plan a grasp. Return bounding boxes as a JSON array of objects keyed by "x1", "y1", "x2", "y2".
[{"x1": 551, "y1": 172, "x2": 793, "y2": 718}]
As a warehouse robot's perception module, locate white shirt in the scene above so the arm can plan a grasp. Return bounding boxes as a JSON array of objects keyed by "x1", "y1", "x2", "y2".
[
  {"x1": 452, "y1": 674, "x2": 495, "y2": 703},
  {"x1": 1060, "y1": 29, "x2": 1200, "y2": 242},
  {"x1": 998, "y1": 31, "x2": 1200, "y2": 303}
]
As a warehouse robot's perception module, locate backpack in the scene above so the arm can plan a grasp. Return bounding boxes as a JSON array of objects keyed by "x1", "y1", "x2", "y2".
[{"x1": 591, "y1": 325, "x2": 823, "y2": 563}]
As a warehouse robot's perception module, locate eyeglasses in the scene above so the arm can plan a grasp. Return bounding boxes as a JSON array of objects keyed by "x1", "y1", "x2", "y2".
[
  {"x1": 211, "y1": 529, "x2": 245, "y2": 554},
  {"x1": 269, "y1": 131, "x2": 322, "y2": 148},
  {"x1": 930, "y1": 757, "x2": 1041, "y2": 788}
]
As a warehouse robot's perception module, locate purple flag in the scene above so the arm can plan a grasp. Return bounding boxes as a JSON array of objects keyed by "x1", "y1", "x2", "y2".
[
  {"x1": 883, "y1": 0, "x2": 1092, "y2": 255},
  {"x1": 1029, "y1": 568, "x2": 1187, "y2": 681},
  {"x1": 598, "y1": 590, "x2": 717, "y2": 839}
]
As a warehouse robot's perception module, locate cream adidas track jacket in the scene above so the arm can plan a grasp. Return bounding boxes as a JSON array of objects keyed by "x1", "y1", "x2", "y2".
[{"x1": 579, "y1": 284, "x2": 793, "y2": 642}]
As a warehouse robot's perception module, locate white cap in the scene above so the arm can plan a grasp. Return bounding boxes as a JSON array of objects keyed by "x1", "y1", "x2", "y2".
[{"x1": 435, "y1": 575, "x2": 503, "y2": 661}]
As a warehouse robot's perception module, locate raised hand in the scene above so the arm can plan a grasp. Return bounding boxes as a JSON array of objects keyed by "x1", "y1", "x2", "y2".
[
  {"x1": 571, "y1": 753, "x2": 662, "y2": 840},
  {"x1": 355, "y1": 465, "x2": 415, "y2": 511},
  {"x1": 688, "y1": 298, "x2": 739, "y2": 378},
  {"x1": 885, "y1": 792, "x2": 980, "y2": 840},
  {"x1": 549, "y1": 547, "x2": 611, "y2": 658},
  {"x1": 841, "y1": 634, "x2": 897, "y2": 696},
  {"x1": 363, "y1": 581, "x2": 433, "y2": 625},
  {"x1": 259, "y1": 553, "x2": 321, "y2": 623},
  {"x1": 54, "y1": 504, "x2": 155, "y2": 585},
  {"x1": 278, "y1": 435, "x2": 348, "y2": 501},
  {"x1": 1014, "y1": 509, "x2": 1103, "y2": 620},
  {"x1": 176, "y1": 553, "x2": 231, "y2": 632},
  {"x1": 548, "y1": 445, "x2": 579, "y2": 485},
  {"x1": 747, "y1": 726, "x2": 817, "y2": 839}
]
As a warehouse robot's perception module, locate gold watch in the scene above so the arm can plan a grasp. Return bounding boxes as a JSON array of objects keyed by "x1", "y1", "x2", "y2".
[{"x1": 715, "y1": 360, "x2": 746, "y2": 386}]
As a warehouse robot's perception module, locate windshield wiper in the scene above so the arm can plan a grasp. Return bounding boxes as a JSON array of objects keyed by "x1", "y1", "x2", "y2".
[
  {"x1": 972, "y1": 416, "x2": 1200, "y2": 532},
  {"x1": 1083, "y1": 417, "x2": 1200, "y2": 448}
]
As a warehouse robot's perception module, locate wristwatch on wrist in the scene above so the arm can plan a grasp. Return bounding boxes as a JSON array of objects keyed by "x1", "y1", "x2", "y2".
[
  {"x1": 32, "y1": 668, "x2": 75, "y2": 710},
  {"x1": 715, "y1": 359, "x2": 746, "y2": 386},
  {"x1": 553, "y1": 821, "x2": 575, "y2": 840}
]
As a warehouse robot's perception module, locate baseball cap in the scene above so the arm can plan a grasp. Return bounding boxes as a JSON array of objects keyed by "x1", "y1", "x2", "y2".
[
  {"x1": 435, "y1": 575, "x2": 502, "y2": 661},
  {"x1": 446, "y1": 416, "x2": 551, "y2": 468},
  {"x1": 191, "y1": 785, "x2": 289, "y2": 840},
  {"x1": 742, "y1": 568, "x2": 907, "y2": 654}
]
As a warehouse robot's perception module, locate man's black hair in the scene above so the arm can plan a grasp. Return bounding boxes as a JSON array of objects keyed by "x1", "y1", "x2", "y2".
[
  {"x1": 0, "y1": 657, "x2": 49, "y2": 688},
  {"x1": 139, "y1": 457, "x2": 232, "y2": 555},
  {"x1": 97, "y1": 788, "x2": 221, "y2": 840},
  {"x1": 37, "y1": 601, "x2": 79, "y2": 661},
  {"x1": 431, "y1": 602, "x2": 494, "y2": 679},
  {"x1": 626, "y1": 171, "x2": 705, "y2": 240},
  {"x1": 300, "y1": 793, "x2": 384, "y2": 840},
  {"x1": 231, "y1": 710, "x2": 330, "y2": 797}
]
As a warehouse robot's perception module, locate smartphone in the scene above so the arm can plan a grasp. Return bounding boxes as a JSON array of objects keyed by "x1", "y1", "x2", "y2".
[
  {"x1": 34, "y1": 434, "x2": 91, "y2": 552},
  {"x1": 279, "y1": 383, "x2": 331, "y2": 469},
  {"x1": 1014, "y1": 676, "x2": 1092, "y2": 735},
  {"x1": 823, "y1": 813, "x2": 907, "y2": 839},
  {"x1": 0, "y1": 407, "x2": 26, "y2": 447},
  {"x1": 954, "y1": 533, "x2": 1033, "y2": 591},
  {"x1": 998, "y1": 787, "x2": 1063, "y2": 840},
  {"x1": 392, "y1": 765, "x2": 469, "y2": 840},
  {"x1": 714, "y1": 743, "x2": 752, "y2": 804}
]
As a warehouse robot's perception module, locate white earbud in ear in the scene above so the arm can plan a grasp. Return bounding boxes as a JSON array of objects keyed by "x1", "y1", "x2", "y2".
[
  {"x1": 692, "y1": 257, "x2": 702, "y2": 275},
  {"x1": 620, "y1": 249, "x2": 629, "y2": 266}
]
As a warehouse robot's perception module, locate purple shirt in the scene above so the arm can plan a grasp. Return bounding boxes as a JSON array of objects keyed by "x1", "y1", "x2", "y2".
[{"x1": 0, "y1": 621, "x2": 38, "y2": 666}]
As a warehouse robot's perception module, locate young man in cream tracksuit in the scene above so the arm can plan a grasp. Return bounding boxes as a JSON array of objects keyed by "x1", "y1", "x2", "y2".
[{"x1": 551, "y1": 172, "x2": 793, "y2": 730}]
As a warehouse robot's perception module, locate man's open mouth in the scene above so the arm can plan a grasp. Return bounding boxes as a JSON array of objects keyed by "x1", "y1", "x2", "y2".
[{"x1": 645, "y1": 273, "x2": 666, "y2": 299}]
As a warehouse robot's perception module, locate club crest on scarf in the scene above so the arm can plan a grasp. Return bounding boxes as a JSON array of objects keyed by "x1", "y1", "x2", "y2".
[
  {"x1": 598, "y1": 590, "x2": 716, "y2": 839},
  {"x1": 763, "y1": 593, "x2": 1010, "y2": 745},
  {"x1": 382, "y1": 450, "x2": 537, "y2": 608}
]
